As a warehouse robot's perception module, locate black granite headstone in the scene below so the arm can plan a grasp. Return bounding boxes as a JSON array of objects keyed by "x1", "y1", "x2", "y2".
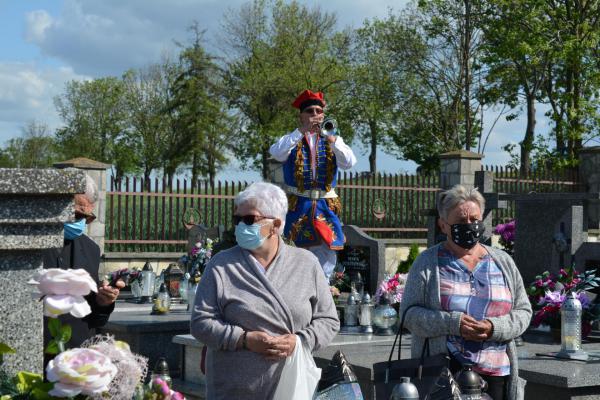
[
  {"x1": 339, "y1": 246, "x2": 371, "y2": 291},
  {"x1": 340, "y1": 225, "x2": 385, "y2": 295}
]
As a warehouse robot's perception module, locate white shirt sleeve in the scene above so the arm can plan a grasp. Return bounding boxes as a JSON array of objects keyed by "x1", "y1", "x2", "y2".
[
  {"x1": 332, "y1": 136, "x2": 357, "y2": 170},
  {"x1": 269, "y1": 129, "x2": 303, "y2": 162}
]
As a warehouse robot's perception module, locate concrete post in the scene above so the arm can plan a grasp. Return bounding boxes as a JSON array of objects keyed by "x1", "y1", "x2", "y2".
[
  {"x1": 439, "y1": 150, "x2": 484, "y2": 190},
  {"x1": 53, "y1": 158, "x2": 111, "y2": 254},
  {"x1": 0, "y1": 168, "x2": 85, "y2": 374}
]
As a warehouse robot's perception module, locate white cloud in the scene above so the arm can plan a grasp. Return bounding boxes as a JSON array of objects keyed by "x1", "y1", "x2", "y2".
[
  {"x1": 25, "y1": 9, "x2": 53, "y2": 43},
  {"x1": 23, "y1": 0, "x2": 407, "y2": 78},
  {"x1": 0, "y1": 62, "x2": 88, "y2": 143},
  {"x1": 23, "y1": 0, "x2": 247, "y2": 76}
]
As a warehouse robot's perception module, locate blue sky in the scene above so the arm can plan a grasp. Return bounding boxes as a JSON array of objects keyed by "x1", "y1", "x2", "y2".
[{"x1": 0, "y1": 0, "x2": 533, "y2": 181}]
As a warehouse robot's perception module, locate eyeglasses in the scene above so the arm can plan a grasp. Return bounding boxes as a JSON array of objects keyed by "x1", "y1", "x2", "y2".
[
  {"x1": 233, "y1": 215, "x2": 275, "y2": 225},
  {"x1": 302, "y1": 107, "x2": 324, "y2": 115}
]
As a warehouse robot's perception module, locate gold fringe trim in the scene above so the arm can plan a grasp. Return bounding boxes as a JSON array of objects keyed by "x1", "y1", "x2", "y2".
[
  {"x1": 294, "y1": 140, "x2": 305, "y2": 192},
  {"x1": 287, "y1": 194, "x2": 298, "y2": 212},
  {"x1": 326, "y1": 197, "x2": 342, "y2": 215},
  {"x1": 325, "y1": 140, "x2": 334, "y2": 191}
]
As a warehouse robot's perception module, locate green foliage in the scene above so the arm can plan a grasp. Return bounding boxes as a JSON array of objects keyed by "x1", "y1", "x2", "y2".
[
  {"x1": 479, "y1": 0, "x2": 552, "y2": 174},
  {"x1": 54, "y1": 77, "x2": 135, "y2": 180},
  {"x1": 167, "y1": 24, "x2": 231, "y2": 186},
  {"x1": 335, "y1": 17, "x2": 404, "y2": 173},
  {"x1": 0, "y1": 121, "x2": 61, "y2": 168},
  {"x1": 121, "y1": 63, "x2": 172, "y2": 182},
  {"x1": 369, "y1": 4, "x2": 480, "y2": 172},
  {"x1": 45, "y1": 319, "x2": 70, "y2": 355},
  {"x1": 396, "y1": 243, "x2": 420, "y2": 274}
]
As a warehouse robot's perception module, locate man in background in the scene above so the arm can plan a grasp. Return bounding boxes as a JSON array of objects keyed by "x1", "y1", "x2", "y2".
[
  {"x1": 270, "y1": 89, "x2": 357, "y2": 280},
  {"x1": 43, "y1": 174, "x2": 123, "y2": 350}
]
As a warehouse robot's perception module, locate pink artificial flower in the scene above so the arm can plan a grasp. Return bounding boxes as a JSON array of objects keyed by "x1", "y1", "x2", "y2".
[
  {"x1": 535, "y1": 279, "x2": 544, "y2": 288},
  {"x1": 171, "y1": 391, "x2": 185, "y2": 400},
  {"x1": 559, "y1": 269, "x2": 568, "y2": 277}
]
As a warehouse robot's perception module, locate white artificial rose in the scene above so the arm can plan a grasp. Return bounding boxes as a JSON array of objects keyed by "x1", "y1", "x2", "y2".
[
  {"x1": 29, "y1": 268, "x2": 97, "y2": 318},
  {"x1": 43, "y1": 294, "x2": 91, "y2": 318},
  {"x1": 46, "y1": 348, "x2": 117, "y2": 397}
]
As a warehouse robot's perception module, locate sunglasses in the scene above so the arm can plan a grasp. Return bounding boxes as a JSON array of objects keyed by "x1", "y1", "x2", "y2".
[
  {"x1": 233, "y1": 215, "x2": 275, "y2": 225},
  {"x1": 75, "y1": 212, "x2": 96, "y2": 223},
  {"x1": 302, "y1": 107, "x2": 324, "y2": 115}
]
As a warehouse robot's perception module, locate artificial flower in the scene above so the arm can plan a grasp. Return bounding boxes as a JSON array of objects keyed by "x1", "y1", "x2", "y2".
[
  {"x1": 29, "y1": 268, "x2": 97, "y2": 318},
  {"x1": 46, "y1": 348, "x2": 117, "y2": 397},
  {"x1": 375, "y1": 273, "x2": 407, "y2": 304}
]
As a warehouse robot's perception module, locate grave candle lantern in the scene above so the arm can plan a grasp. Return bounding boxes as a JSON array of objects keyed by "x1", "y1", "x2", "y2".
[
  {"x1": 139, "y1": 261, "x2": 156, "y2": 304},
  {"x1": 359, "y1": 292, "x2": 373, "y2": 334},
  {"x1": 557, "y1": 293, "x2": 589, "y2": 360}
]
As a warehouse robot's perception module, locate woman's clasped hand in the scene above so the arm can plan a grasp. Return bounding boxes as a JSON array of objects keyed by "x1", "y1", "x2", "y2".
[{"x1": 243, "y1": 331, "x2": 297, "y2": 360}]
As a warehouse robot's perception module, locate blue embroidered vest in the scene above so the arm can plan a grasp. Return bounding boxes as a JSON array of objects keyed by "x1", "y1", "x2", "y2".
[{"x1": 282, "y1": 134, "x2": 345, "y2": 249}]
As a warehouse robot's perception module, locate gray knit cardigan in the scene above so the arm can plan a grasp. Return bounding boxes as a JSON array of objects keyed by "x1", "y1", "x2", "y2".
[
  {"x1": 399, "y1": 243, "x2": 532, "y2": 400},
  {"x1": 190, "y1": 240, "x2": 339, "y2": 400}
]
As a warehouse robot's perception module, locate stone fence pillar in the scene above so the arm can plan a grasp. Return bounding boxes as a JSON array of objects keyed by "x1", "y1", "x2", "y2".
[
  {"x1": 578, "y1": 147, "x2": 600, "y2": 230},
  {"x1": 439, "y1": 150, "x2": 483, "y2": 190},
  {"x1": 54, "y1": 158, "x2": 111, "y2": 254},
  {"x1": 0, "y1": 168, "x2": 85, "y2": 374}
]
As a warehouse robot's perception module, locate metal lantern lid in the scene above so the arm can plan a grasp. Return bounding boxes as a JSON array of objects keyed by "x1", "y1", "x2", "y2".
[
  {"x1": 165, "y1": 263, "x2": 184, "y2": 278},
  {"x1": 455, "y1": 363, "x2": 482, "y2": 395},
  {"x1": 390, "y1": 377, "x2": 419, "y2": 399},
  {"x1": 154, "y1": 357, "x2": 170, "y2": 375},
  {"x1": 142, "y1": 261, "x2": 153, "y2": 272},
  {"x1": 361, "y1": 292, "x2": 371, "y2": 305},
  {"x1": 347, "y1": 293, "x2": 357, "y2": 305},
  {"x1": 158, "y1": 283, "x2": 168, "y2": 293}
]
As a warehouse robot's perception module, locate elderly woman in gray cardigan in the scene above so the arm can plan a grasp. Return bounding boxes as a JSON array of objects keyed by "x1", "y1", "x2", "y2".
[
  {"x1": 191, "y1": 181, "x2": 339, "y2": 400},
  {"x1": 400, "y1": 185, "x2": 532, "y2": 400}
]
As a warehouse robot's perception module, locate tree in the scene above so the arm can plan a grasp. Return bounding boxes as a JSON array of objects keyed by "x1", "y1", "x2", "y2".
[
  {"x1": 336, "y1": 19, "x2": 403, "y2": 174},
  {"x1": 416, "y1": 0, "x2": 486, "y2": 152},
  {"x1": 480, "y1": 0, "x2": 552, "y2": 175},
  {"x1": 541, "y1": 0, "x2": 600, "y2": 165},
  {"x1": 168, "y1": 24, "x2": 230, "y2": 187},
  {"x1": 122, "y1": 62, "x2": 173, "y2": 185},
  {"x1": 54, "y1": 78, "x2": 133, "y2": 181},
  {"x1": 379, "y1": 5, "x2": 480, "y2": 172},
  {"x1": 0, "y1": 120, "x2": 59, "y2": 168},
  {"x1": 222, "y1": 0, "x2": 349, "y2": 178}
]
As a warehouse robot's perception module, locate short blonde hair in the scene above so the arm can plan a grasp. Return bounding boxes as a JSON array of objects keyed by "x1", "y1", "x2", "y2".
[{"x1": 437, "y1": 185, "x2": 485, "y2": 221}]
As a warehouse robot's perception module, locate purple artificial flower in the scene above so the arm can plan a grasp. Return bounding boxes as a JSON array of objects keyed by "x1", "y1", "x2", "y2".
[
  {"x1": 543, "y1": 291, "x2": 566, "y2": 306},
  {"x1": 577, "y1": 292, "x2": 592, "y2": 309}
]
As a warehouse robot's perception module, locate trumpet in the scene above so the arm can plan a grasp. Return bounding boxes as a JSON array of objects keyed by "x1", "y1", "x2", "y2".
[{"x1": 319, "y1": 117, "x2": 338, "y2": 137}]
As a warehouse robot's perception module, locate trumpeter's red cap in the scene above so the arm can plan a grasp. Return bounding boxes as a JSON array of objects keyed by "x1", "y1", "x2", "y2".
[{"x1": 292, "y1": 89, "x2": 326, "y2": 111}]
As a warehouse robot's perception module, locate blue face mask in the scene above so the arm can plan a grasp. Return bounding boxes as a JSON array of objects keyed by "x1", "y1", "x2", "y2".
[
  {"x1": 235, "y1": 222, "x2": 267, "y2": 250},
  {"x1": 64, "y1": 218, "x2": 86, "y2": 240}
]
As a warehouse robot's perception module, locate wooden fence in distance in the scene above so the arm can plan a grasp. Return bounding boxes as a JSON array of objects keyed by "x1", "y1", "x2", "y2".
[{"x1": 105, "y1": 172, "x2": 440, "y2": 252}]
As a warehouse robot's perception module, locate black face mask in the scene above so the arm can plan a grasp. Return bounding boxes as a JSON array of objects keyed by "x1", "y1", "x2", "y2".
[{"x1": 448, "y1": 220, "x2": 485, "y2": 249}]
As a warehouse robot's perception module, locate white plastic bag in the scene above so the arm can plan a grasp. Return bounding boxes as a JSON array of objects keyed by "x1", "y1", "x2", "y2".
[{"x1": 273, "y1": 335, "x2": 321, "y2": 400}]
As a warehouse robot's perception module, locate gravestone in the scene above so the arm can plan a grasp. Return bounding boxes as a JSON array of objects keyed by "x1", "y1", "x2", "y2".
[
  {"x1": 339, "y1": 225, "x2": 385, "y2": 295},
  {"x1": 0, "y1": 168, "x2": 85, "y2": 374},
  {"x1": 513, "y1": 193, "x2": 597, "y2": 283}
]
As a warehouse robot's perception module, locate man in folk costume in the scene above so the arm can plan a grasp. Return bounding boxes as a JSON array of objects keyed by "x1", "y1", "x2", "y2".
[{"x1": 269, "y1": 89, "x2": 357, "y2": 280}]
